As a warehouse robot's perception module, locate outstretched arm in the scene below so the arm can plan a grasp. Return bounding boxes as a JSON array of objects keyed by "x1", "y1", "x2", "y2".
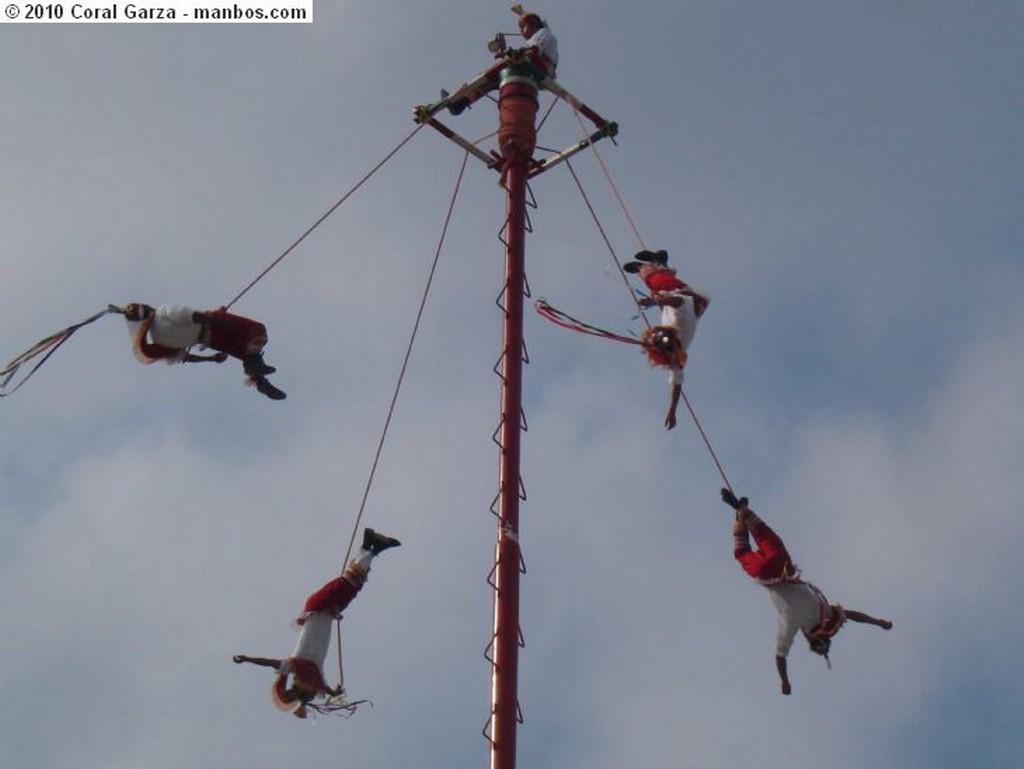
[
  {"x1": 233, "y1": 654, "x2": 283, "y2": 670},
  {"x1": 844, "y1": 610, "x2": 893, "y2": 630},
  {"x1": 775, "y1": 655, "x2": 792, "y2": 695},
  {"x1": 665, "y1": 383, "x2": 682, "y2": 430}
]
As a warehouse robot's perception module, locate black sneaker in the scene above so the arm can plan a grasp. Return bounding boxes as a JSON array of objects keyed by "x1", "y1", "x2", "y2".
[
  {"x1": 441, "y1": 90, "x2": 470, "y2": 116},
  {"x1": 244, "y1": 353, "x2": 277, "y2": 378},
  {"x1": 362, "y1": 527, "x2": 401, "y2": 555},
  {"x1": 254, "y1": 377, "x2": 287, "y2": 401}
]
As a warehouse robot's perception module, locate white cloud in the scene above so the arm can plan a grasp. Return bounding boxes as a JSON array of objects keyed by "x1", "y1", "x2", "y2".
[{"x1": 2, "y1": 4, "x2": 1023, "y2": 768}]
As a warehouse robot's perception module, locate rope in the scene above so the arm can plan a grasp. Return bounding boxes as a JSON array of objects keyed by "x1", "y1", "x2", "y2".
[
  {"x1": 223, "y1": 122, "x2": 426, "y2": 312},
  {"x1": 330, "y1": 150, "x2": 468, "y2": 699},
  {"x1": 680, "y1": 389, "x2": 732, "y2": 492},
  {"x1": 0, "y1": 306, "x2": 119, "y2": 398},
  {"x1": 342, "y1": 149, "x2": 470, "y2": 566},
  {"x1": 334, "y1": 617, "x2": 346, "y2": 699},
  {"x1": 568, "y1": 104, "x2": 647, "y2": 251},
  {"x1": 563, "y1": 158, "x2": 643, "y2": 305}
]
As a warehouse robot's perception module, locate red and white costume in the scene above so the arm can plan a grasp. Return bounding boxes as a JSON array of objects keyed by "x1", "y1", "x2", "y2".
[
  {"x1": 271, "y1": 550, "x2": 374, "y2": 710},
  {"x1": 523, "y1": 24, "x2": 558, "y2": 76},
  {"x1": 640, "y1": 268, "x2": 709, "y2": 385},
  {"x1": 126, "y1": 305, "x2": 268, "y2": 364},
  {"x1": 734, "y1": 511, "x2": 845, "y2": 657}
]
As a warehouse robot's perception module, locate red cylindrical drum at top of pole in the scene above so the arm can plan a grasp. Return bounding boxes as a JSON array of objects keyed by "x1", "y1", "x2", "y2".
[{"x1": 498, "y1": 77, "x2": 538, "y2": 162}]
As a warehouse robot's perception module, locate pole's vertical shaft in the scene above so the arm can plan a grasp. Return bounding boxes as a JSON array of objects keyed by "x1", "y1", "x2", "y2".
[{"x1": 490, "y1": 69, "x2": 539, "y2": 769}]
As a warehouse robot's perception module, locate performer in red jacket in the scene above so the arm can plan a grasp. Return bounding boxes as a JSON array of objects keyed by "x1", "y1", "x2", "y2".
[
  {"x1": 622, "y1": 250, "x2": 709, "y2": 429},
  {"x1": 721, "y1": 488, "x2": 893, "y2": 695},
  {"x1": 233, "y1": 528, "x2": 401, "y2": 718}
]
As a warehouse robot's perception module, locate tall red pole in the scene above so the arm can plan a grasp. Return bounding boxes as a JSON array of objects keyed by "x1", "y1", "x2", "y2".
[{"x1": 489, "y1": 67, "x2": 539, "y2": 769}]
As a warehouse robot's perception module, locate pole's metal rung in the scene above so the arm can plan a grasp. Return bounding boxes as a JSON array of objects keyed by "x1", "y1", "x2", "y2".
[
  {"x1": 482, "y1": 715, "x2": 496, "y2": 744},
  {"x1": 491, "y1": 418, "x2": 505, "y2": 448},
  {"x1": 496, "y1": 211, "x2": 512, "y2": 247},
  {"x1": 493, "y1": 355, "x2": 507, "y2": 383},
  {"x1": 525, "y1": 182, "x2": 538, "y2": 210},
  {"x1": 521, "y1": 337, "x2": 530, "y2": 364},
  {"x1": 494, "y1": 276, "x2": 511, "y2": 313}
]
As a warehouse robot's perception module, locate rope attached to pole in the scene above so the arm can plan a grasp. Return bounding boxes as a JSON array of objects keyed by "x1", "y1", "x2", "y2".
[
  {"x1": 328, "y1": 150, "x2": 468, "y2": 706},
  {"x1": 568, "y1": 104, "x2": 647, "y2": 252},
  {"x1": 563, "y1": 158, "x2": 641, "y2": 301},
  {"x1": 341, "y1": 149, "x2": 471, "y2": 566},
  {"x1": 223, "y1": 122, "x2": 426, "y2": 312}
]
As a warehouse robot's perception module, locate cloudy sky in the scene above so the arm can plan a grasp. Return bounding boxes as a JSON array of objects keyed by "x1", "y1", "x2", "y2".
[{"x1": 2, "y1": 2, "x2": 1022, "y2": 768}]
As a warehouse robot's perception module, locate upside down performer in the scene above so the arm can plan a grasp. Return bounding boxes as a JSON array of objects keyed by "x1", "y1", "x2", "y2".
[
  {"x1": 121, "y1": 303, "x2": 285, "y2": 400},
  {"x1": 233, "y1": 528, "x2": 401, "y2": 718},
  {"x1": 623, "y1": 249, "x2": 710, "y2": 430},
  {"x1": 721, "y1": 488, "x2": 893, "y2": 695}
]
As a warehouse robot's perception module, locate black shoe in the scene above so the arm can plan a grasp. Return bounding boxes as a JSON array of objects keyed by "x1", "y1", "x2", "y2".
[
  {"x1": 448, "y1": 98, "x2": 470, "y2": 116},
  {"x1": 254, "y1": 377, "x2": 287, "y2": 401},
  {"x1": 244, "y1": 353, "x2": 277, "y2": 378},
  {"x1": 362, "y1": 527, "x2": 401, "y2": 555},
  {"x1": 441, "y1": 90, "x2": 470, "y2": 116}
]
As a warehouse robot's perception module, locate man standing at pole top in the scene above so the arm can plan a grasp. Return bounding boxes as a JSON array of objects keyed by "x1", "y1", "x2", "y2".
[
  {"x1": 511, "y1": 5, "x2": 558, "y2": 77},
  {"x1": 443, "y1": 6, "x2": 559, "y2": 116}
]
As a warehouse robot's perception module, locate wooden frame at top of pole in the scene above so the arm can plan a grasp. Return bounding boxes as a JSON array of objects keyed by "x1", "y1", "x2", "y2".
[{"x1": 413, "y1": 52, "x2": 618, "y2": 180}]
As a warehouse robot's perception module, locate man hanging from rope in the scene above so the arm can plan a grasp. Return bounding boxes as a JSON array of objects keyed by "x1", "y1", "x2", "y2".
[
  {"x1": 441, "y1": 6, "x2": 559, "y2": 116},
  {"x1": 233, "y1": 528, "x2": 401, "y2": 718},
  {"x1": 120, "y1": 303, "x2": 286, "y2": 400},
  {"x1": 721, "y1": 488, "x2": 893, "y2": 695},
  {"x1": 623, "y1": 249, "x2": 710, "y2": 429}
]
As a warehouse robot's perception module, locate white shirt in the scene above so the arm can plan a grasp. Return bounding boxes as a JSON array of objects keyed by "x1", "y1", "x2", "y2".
[
  {"x1": 148, "y1": 305, "x2": 203, "y2": 350},
  {"x1": 661, "y1": 294, "x2": 700, "y2": 386},
  {"x1": 526, "y1": 27, "x2": 558, "y2": 70},
  {"x1": 766, "y1": 582, "x2": 828, "y2": 657},
  {"x1": 290, "y1": 611, "x2": 333, "y2": 668}
]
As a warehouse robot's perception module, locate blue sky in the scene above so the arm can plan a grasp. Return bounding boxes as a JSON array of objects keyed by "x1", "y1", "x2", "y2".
[{"x1": 2, "y1": 2, "x2": 1023, "y2": 768}]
